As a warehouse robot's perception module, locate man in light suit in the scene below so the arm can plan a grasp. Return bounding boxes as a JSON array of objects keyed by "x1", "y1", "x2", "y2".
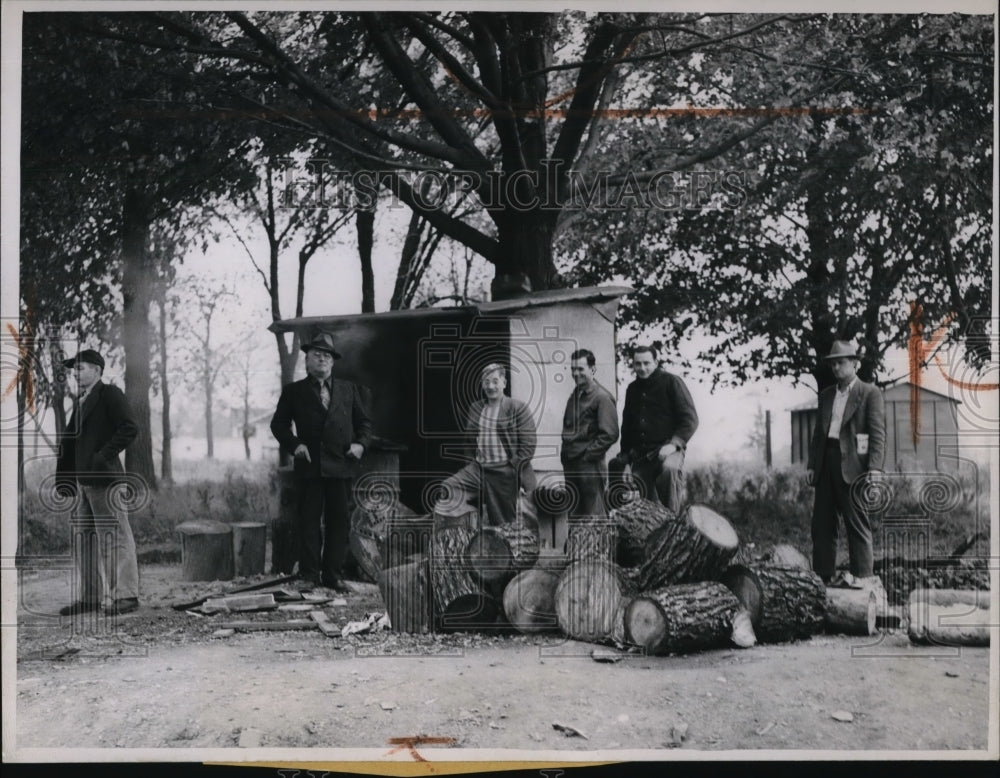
[
  {"x1": 806, "y1": 340, "x2": 886, "y2": 583},
  {"x1": 56, "y1": 349, "x2": 140, "y2": 616},
  {"x1": 270, "y1": 333, "x2": 373, "y2": 590},
  {"x1": 434, "y1": 363, "x2": 537, "y2": 527}
]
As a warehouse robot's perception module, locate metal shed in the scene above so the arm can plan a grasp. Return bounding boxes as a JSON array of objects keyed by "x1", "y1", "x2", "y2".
[
  {"x1": 790, "y1": 381, "x2": 961, "y2": 472},
  {"x1": 269, "y1": 286, "x2": 631, "y2": 543}
]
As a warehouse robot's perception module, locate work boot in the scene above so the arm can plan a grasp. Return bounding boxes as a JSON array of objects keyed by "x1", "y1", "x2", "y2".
[{"x1": 108, "y1": 597, "x2": 139, "y2": 615}]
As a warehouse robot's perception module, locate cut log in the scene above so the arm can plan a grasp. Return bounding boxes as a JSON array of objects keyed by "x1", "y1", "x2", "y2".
[
  {"x1": 908, "y1": 589, "x2": 991, "y2": 646},
  {"x1": 177, "y1": 520, "x2": 234, "y2": 582},
  {"x1": 639, "y1": 504, "x2": 740, "y2": 589},
  {"x1": 430, "y1": 524, "x2": 498, "y2": 631},
  {"x1": 464, "y1": 522, "x2": 540, "y2": 589},
  {"x1": 565, "y1": 521, "x2": 617, "y2": 563},
  {"x1": 720, "y1": 564, "x2": 826, "y2": 643},
  {"x1": 378, "y1": 557, "x2": 431, "y2": 634},
  {"x1": 825, "y1": 588, "x2": 877, "y2": 636},
  {"x1": 610, "y1": 498, "x2": 676, "y2": 567},
  {"x1": 555, "y1": 559, "x2": 636, "y2": 644},
  {"x1": 625, "y1": 581, "x2": 750, "y2": 655},
  {"x1": 271, "y1": 466, "x2": 297, "y2": 574},
  {"x1": 350, "y1": 504, "x2": 431, "y2": 582},
  {"x1": 502, "y1": 568, "x2": 560, "y2": 634},
  {"x1": 231, "y1": 522, "x2": 267, "y2": 577},
  {"x1": 761, "y1": 543, "x2": 811, "y2": 571}
]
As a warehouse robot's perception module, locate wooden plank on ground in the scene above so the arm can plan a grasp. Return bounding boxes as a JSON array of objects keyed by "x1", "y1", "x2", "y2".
[
  {"x1": 309, "y1": 610, "x2": 339, "y2": 637},
  {"x1": 219, "y1": 619, "x2": 317, "y2": 632}
]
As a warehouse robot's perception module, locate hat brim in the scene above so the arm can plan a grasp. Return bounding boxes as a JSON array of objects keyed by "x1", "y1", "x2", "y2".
[
  {"x1": 823, "y1": 352, "x2": 858, "y2": 360},
  {"x1": 63, "y1": 356, "x2": 104, "y2": 369},
  {"x1": 302, "y1": 345, "x2": 342, "y2": 359}
]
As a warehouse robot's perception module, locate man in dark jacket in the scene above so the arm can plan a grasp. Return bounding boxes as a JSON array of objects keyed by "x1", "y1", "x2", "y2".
[
  {"x1": 561, "y1": 349, "x2": 619, "y2": 520},
  {"x1": 434, "y1": 363, "x2": 537, "y2": 527},
  {"x1": 56, "y1": 349, "x2": 140, "y2": 616},
  {"x1": 806, "y1": 340, "x2": 886, "y2": 583},
  {"x1": 609, "y1": 344, "x2": 699, "y2": 513},
  {"x1": 270, "y1": 333, "x2": 373, "y2": 589}
]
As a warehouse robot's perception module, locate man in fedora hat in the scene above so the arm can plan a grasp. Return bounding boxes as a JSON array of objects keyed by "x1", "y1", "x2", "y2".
[
  {"x1": 55, "y1": 348, "x2": 140, "y2": 616},
  {"x1": 270, "y1": 332, "x2": 373, "y2": 590},
  {"x1": 806, "y1": 340, "x2": 886, "y2": 584}
]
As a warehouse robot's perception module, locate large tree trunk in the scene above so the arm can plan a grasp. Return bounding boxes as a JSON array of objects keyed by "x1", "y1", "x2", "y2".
[
  {"x1": 502, "y1": 567, "x2": 560, "y2": 634},
  {"x1": 554, "y1": 558, "x2": 634, "y2": 645},
  {"x1": 639, "y1": 504, "x2": 740, "y2": 590},
  {"x1": 356, "y1": 196, "x2": 376, "y2": 313},
  {"x1": 611, "y1": 497, "x2": 676, "y2": 567},
  {"x1": 430, "y1": 523, "x2": 498, "y2": 631},
  {"x1": 721, "y1": 564, "x2": 826, "y2": 643},
  {"x1": 625, "y1": 581, "x2": 755, "y2": 655},
  {"x1": 120, "y1": 188, "x2": 157, "y2": 490}
]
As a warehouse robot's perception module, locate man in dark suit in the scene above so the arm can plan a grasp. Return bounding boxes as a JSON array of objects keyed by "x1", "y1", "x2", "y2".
[
  {"x1": 806, "y1": 340, "x2": 886, "y2": 583},
  {"x1": 609, "y1": 344, "x2": 698, "y2": 513},
  {"x1": 434, "y1": 363, "x2": 537, "y2": 527},
  {"x1": 56, "y1": 349, "x2": 140, "y2": 616},
  {"x1": 270, "y1": 333, "x2": 373, "y2": 590}
]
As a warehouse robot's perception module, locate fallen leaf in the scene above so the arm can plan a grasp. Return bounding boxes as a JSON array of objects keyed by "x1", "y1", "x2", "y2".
[{"x1": 831, "y1": 710, "x2": 854, "y2": 723}]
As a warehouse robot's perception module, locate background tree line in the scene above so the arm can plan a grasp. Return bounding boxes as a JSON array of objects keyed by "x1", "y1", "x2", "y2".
[{"x1": 16, "y1": 10, "x2": 994, "y2": 491}]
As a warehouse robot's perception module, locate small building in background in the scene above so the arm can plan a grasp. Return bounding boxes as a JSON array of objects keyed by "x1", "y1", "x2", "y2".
[
  {"x1": 790, "y1": 381, "x2": 961, "y2": 472},
  {"x1": 270, "y1": 286, "x2": 632, "y2": 548}
]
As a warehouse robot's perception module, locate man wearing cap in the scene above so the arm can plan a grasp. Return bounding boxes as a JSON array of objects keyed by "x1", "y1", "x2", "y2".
[
  {"x1": 55, "y1": 349, "x2": 140, "y2": 616},
  {"x1": 608, "y1": 344, "x2": 698, "y2": 514},
  {"x1": 806, "y1": 340, "x2": 886, "y2": 584},
  {"x1": 561, "y1": 349, "x2": 619, "y2": 521},
  {"x1": 270, "y1": 333, "x2": 373, "y2": 590},
  {"x1": 434, "y1": 363, "x2": 537, "y2": 527}
]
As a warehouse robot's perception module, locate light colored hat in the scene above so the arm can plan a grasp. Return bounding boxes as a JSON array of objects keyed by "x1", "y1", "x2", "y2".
[{"x1": 824, "y1": 340, "x2": 858, "y2": 360}]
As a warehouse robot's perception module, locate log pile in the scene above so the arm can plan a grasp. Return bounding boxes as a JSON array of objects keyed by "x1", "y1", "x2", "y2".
[{"x1": 375, "y1": 493, "x2": 923, "y2": 656}]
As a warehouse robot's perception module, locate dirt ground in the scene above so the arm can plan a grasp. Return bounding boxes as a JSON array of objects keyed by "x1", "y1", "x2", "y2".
[{"x1": 9, "y1": 562, "x2": 997, "y2": 761}]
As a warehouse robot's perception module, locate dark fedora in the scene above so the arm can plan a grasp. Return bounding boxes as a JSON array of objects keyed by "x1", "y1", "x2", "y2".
[
  {"x1": 301, "y1": 332, "x2": 342, "y2": 359},
  {"x1": 62, "y1": 349, "x2": 105, "y2": 370},
  {"x1": 823, "y1": 340, "x2": 859, "y2": 360}
]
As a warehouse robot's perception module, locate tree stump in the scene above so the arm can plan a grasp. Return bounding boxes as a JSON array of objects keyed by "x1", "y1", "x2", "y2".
[
  {"x1": 464, "y1": 522, "x2": 540, "y2": 590},
  {"x1": 502, "y1": 567, "x2": 560, "y2": 634},
  {"x1": 825, "y1": 587, "x2": 877, "y2": 636},
  {"x1": 231, "y1": 521, "x2": 266, "y2": 577},
  {"x1": 554, "y1": 559, "x2": 635, "y2": 644},
  {"x1": 177, "y1": 520, "x2": 234, "y2": 582},
  {"x1": 271, "y1": 466, "x2": 297, "y2": 575},
  {"x1": 639, "y1": 504, "x2": 740, "y2": 589},
  {"x1": 379, "y1": 557, "x2": 431, "y2": 634},
  {"x1": 720, "y1": 564, "x2": 826, "y2": 643},
  {"x1": 907, "y1": 588, "x2": 991, "y2": 646},
  {"x1": 625, "y1": 581, "x2": 752, "y2": 655},
  {"x1": 430, "y1": 523, "x2": 498, "y2": 631},
  {"x1": 610, "y1": 498, "x2": 676, "y2": 567}
]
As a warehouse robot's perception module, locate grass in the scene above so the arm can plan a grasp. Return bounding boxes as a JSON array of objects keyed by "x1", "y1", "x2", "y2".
[
  {"x1": 685, "y1": 461, "x2": 991, "y2": 562},
  {"x1": 17, "y1": 457, "x2": 279, "y2": 557},
  {"x1": 17, "y1": 455, "x2": 989, "y2": 565}
]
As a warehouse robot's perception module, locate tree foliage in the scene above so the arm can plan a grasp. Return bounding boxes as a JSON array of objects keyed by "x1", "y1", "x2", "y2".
[{"x1": 560, "y1": 14, "x2": 993, "y2": 390}]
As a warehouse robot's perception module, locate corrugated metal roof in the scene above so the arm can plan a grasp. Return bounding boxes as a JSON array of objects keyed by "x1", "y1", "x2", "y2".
[{"x1": 268, "y1": 285, "x2": 633, "y2": 333}]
